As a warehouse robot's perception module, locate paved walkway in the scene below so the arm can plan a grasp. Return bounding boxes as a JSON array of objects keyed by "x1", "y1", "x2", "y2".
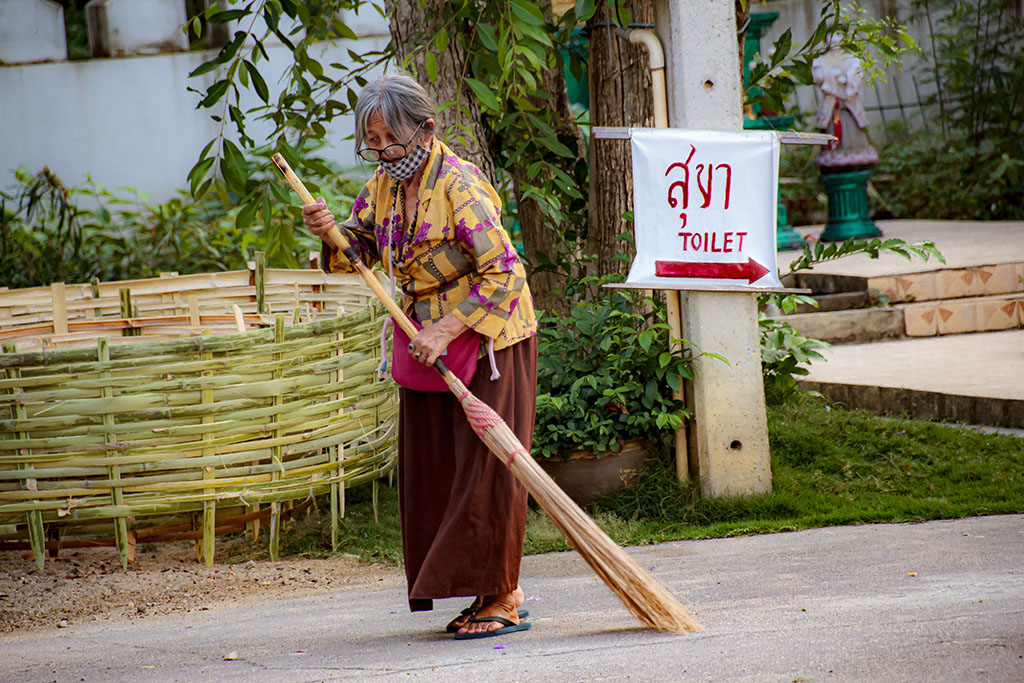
[
  {"x1": 2, "y1": 515, "x2": 1021, "y2": 682},
  {"x1": 778, "y1": 219, "x2": 1024, "y2": 276},
  {"x1": 805, "y1": 329, "x2": 1024, "y2": 401},
  {"x1": 779, "y1": 220, "x2": 1024, "y2": 423}
]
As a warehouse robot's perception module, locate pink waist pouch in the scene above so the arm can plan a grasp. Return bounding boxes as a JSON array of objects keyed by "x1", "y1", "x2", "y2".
[{"x1": 391, "y1": 318, "x2": 479, "y2": 392}]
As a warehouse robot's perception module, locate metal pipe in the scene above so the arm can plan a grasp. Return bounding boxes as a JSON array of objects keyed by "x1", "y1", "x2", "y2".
[{"x1": 616, "y1": 27, "x2": 669, "y2": 128}]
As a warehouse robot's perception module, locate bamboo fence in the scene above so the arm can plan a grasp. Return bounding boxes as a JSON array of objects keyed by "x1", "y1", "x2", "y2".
[
  {"x1": 0, "y1": 257, "x2": 398, "y2": 571},
  {"x1": 0, "y1": 253, "x2": 378, "y2": 352}
]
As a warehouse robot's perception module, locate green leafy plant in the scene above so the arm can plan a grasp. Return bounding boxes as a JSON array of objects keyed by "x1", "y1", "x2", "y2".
[
  {"x1": 783, "y1": 235, "x2": 944, "y2": 274},
  {"x1": 758, "y1": 300, "x2": 831, "y2": 405},
  {"x1": 878, "y1": 137, "x2": 1023, "y2": 220},
  {"x1": 183, "y1": 0, "x2": 385, "y2": 267},
  {"x1": 913, "y1": 0, "x2": 1023, "y2": 145},
  {"x1": 532, "y1": 273, "x2": 699, "y2": 458},
  {"x1": 429, "y1": 1, "x2": 588, "y2": 229},
  {"x1": 0, "y1": 167, "x2": 94, "y2": 288},
  {"x1": 184, "y1": 1, "x2": 593, "y2": 286}
]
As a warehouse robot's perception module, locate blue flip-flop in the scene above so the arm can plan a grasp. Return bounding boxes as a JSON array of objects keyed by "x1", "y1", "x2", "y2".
[
  {"x1": 453, "y1": 615, "x2": 532, "y2": 640},
  {"x1": 446, "y1": 609, "x2": 528, "y2": 633}
]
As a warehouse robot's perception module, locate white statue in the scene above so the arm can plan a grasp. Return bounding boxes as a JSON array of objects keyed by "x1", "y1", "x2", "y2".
[{"x1": 812, "y1": 36, "x2": 878, "y2": 168}]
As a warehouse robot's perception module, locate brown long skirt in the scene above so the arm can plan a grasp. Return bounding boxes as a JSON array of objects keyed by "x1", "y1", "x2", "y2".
[{"x1": 397, "y1": 335, "x2": 537, "y2": 612}]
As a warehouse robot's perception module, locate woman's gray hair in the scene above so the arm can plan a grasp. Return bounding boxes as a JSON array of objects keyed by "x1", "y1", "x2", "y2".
[{"x1": 353, "y1": 72, "x2": 437, "y2": 157}]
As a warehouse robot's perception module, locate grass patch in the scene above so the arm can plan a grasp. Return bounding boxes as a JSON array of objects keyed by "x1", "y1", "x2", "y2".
[
  {"x1": 279, "y1": 402, "x2": 1023, "y2": 563},
  {"x1": 525, "y1": 401, "x2": 1024, "y2": 552},
  {"x1": 278, "y1": 481, "x2": 403, "y2": 565}
]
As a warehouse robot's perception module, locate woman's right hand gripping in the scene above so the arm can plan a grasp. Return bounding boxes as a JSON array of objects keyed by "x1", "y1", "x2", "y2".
[{"x1": 301, "y1": 197, "x2": 337, "y2": 240}]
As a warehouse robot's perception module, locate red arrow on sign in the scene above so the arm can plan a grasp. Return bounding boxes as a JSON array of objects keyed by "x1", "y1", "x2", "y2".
[{"x1": 655, "y1": 257, "x2": 771, "y2": 284}]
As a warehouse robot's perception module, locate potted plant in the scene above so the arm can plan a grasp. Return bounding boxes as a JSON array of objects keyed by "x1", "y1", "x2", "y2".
[{"x1": 532, "y1": 275, "x2": 695, "y2": 505}]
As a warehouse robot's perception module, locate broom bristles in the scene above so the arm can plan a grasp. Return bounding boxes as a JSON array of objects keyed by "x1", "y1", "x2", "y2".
[{"x1": 451, "y1": 378, "x2": 703, "y2": 634}]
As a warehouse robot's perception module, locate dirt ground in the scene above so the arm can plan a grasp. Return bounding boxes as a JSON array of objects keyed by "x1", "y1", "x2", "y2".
[{"x1": 0, "y1": 537, "x2": 404, "y2": 635}]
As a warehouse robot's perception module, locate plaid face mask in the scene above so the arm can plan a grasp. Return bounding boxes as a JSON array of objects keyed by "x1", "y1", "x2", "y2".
[{"x1": 379, "y1": 143, "x2": 429, "y2": 181}]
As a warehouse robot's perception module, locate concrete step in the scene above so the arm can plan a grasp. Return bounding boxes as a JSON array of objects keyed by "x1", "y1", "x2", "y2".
[
  {"x1": 800, "y1": 380, "x2": 1024, "y2": 429},
  {"x1": 777, "y1": 256, "x2": 1024, "y2": 343},
  {"x1": 776, "y1": 221, "x2": 1023, "y2": 428},
  {"x1": 791, "y1": 290, "x2": 871, "y2": 314},
  {"x1": 785, "y1": 272, "x2": 867, "y2": 294},
  {"x1": 779, "y1": 307, "x2": 903, "y2": 344},
  {"x1": 903, "y1": 293, "x2": 1024, "y2": 337}
]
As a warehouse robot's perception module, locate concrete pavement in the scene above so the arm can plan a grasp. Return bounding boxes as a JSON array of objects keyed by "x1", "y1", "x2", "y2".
[{"x1": 2, "y1": 515, "x2": 1022, "y2": 682}]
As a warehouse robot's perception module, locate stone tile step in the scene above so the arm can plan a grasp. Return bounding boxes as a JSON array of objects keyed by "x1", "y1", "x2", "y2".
[
  {"x1": 777, "y1": 293, "x2": 1024, "y2": 343},
  {"x1": 868, "y1": 262, "x2": 1024, "y2": 304},
  {"x1": 782, "y1": 272, "x2": 867, "y2": 295},
  {"x1": 903, "y1": 293, "x2": 1024, "y2": 336},
  {"x1": 779, "y1": 220, "x2": 1024, "y2": 280},
  {"x1": 784, "y1": 262, "x2": 1024, "y2": 305}
]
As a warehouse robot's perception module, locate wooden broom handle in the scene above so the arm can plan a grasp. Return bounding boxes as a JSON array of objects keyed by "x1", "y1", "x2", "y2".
[
  {"x1": 271, "y1": 154, "x2": 349, "y2": 252},
  {"x1": 270, "y1": 153, "x2": 423, "y2": 343}
]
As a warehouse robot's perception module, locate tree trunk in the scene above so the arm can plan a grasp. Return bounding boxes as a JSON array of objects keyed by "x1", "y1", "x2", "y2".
[
  {"x1": 736, "y1": 0, "x2": 751, "y2": 118},
  {"x1": 385, "y1": 0, "x2": 497, "y2": 183},
  {"x1": 585, "y1": 1, "x2": 655, "y2": 280},
  {"x1": 511, "y1": 60, "x2": 585, "y2": 317}
]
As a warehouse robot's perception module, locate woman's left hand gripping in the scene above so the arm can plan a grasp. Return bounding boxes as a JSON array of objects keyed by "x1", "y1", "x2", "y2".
[{"x1": 409, "y1": 315, "x2": 470, "y2": 366}]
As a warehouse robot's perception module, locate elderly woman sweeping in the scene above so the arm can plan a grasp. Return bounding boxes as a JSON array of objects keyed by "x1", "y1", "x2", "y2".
[{"x1": 302, "y1": 72, "x2": 537, "y2": 640}]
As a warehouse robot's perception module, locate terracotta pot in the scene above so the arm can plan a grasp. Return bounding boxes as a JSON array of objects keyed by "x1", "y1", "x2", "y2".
[{"x1": 537, "y1": 438, "x2": 655, "y2": 507}]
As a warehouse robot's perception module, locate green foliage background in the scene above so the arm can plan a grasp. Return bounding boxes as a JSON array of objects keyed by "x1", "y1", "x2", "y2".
[
  {"x1": 874, "y1": 0, "x2": 1024, "y2": 220},
  {"x1": 0, "y1": 162, "x2": 363, "y2": 288}
]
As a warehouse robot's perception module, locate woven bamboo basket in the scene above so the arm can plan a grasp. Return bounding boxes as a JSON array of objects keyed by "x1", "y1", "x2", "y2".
[{"x1": 0, "y1": 257, "x2": 398, "y2": 571}]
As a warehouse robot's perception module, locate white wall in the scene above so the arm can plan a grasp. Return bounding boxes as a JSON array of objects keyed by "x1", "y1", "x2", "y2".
[
  {"x1": 0, "y1": 0, "x2": 66, "y2": 64},
  {"x1": 85, "y1": 0, "x2": 189, "y2": 57},
  {"x1": 0, "y1": 3, "x2": 389, "y2": 203}
]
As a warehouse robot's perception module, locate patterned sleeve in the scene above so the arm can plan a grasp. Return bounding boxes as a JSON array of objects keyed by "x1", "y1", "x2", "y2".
[
  {"x1": 325, "y1": 179, "x2": 380, "y2": 273},
  {"x1": 449, "y1": 174, "x2": 528, "y2": 339}
]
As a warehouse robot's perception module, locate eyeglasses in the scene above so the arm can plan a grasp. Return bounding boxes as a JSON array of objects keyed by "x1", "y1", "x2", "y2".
[{"x1": 357, "y1": 120, "x2": 426, "y2": 162}]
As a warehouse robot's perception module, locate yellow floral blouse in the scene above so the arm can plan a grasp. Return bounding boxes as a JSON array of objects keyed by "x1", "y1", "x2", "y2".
[{"x1": 324, "y1": 138, "x2": 537, "y2": 351}]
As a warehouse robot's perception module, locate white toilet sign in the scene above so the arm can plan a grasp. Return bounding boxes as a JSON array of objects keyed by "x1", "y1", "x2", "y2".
[{"x1": 626, "y1": 129, "x2": 783, "y2": 289}]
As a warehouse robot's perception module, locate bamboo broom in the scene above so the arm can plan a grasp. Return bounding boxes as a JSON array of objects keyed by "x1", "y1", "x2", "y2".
[{"x1": 271, "y1": 154, "x2": 702, "y2": 633}]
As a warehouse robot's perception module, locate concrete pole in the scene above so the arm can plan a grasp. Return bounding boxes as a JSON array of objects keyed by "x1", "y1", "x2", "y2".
[{"x1": 654, "y1": 0, "x2": 772, "y2": 497}]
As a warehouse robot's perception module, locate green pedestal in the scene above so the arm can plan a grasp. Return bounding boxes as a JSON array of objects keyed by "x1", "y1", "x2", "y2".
[
  {"x1": 775, "y1": 186, "x2": 805, "y2": 250},
  {"x1": 742, "y1": 115, "x2": 804, "y2": 251},
  {"x1": 819, "y1": 169, "x2": 882, "y2": 241},
  {"x1": 742, "y1": 12, "x2": 780, "y2": 119},
  {"x1": 742, "y1": 13, "x2": 804, "y2": 251}
]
